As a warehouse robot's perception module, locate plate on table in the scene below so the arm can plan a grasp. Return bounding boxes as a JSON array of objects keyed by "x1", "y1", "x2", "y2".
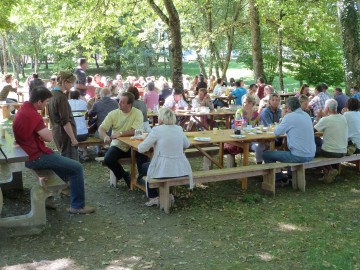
[
  {"x1": 230, "y1": 134, "x2": 246, "y2": 139},
  {"x1": 72, "y1": 112, "x2": 85, "y2": 117},
  {"x1": 194, "y1": 137, "x2": 211, "y2": 142}
]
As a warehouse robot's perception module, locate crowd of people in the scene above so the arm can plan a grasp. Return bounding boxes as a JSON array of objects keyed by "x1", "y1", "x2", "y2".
[{"x1": 4, "y1": 57, "x2": 360, "y2": 211}]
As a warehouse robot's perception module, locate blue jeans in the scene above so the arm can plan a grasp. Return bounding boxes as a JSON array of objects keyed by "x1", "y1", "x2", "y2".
[
  {"x1": 263, "y1": 150, "x2": 314, "y2": 163},
  {"x1": 263, "y1": 151, "x2": 314, "y2": 180},
  {"x1": 25, "y1": 153, "x2": 85, "y2": 209}
]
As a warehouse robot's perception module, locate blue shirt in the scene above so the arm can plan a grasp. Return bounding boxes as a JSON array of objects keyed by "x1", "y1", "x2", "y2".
[
  {"x1": 334, "y1": 93, "x2": 349, "y2": 113},
  {"x1": 352, "y1": 92, "x2": 360, "y2": 100},
  {"x1": 274, "y1": 108, "x2": 316, "y2": 158},
  {"x1": 260, "y1": 107, "x2": 282, "y2": 127},
  {"x1": 231, "y1": 87, "x2": 247, "y2": 105}
]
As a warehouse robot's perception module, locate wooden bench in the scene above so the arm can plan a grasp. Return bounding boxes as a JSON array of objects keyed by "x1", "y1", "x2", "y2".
[
  {"x1": 0, "y1": 103, "x2": 22, "y2": 120},
  {"x1": 95, "y1": 145, "x2": 225, "y2": 187},
  {"x1": 290, "y1": 154, "x2": 360, "y2": 192},
  {"x1": 77, "y1": 136, "x2": 104, "y2": 147},
  {"x1": 0, "y1": 169, "x2": 66, "y2": 230},
  {"x1": 148, "y1": 162, "x2": 293, "y2": 213}
]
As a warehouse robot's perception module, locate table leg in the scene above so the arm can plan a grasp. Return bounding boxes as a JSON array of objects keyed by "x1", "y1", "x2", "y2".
[
  {"x1": 226, "y1": 116, "x2": 230, "y2": 129},
  {"x1": 210, "y1": 115, "x2": 214, "y2": 130},
  {"x1": 219, "y1": 142, "x2": 224, "y2": 167},
  {"x1": 0, "y1": 187, "x2": 3, "y2": 215},
  {"x1": 241, "y1": 142, "x2": 250, "y2": 189},
  {"x1": 1, "y1": 105, "x2": 10, "y2": 120},
  {"x1": 193, "y1": 145, "x2": 223, "y2": 169},
  {"x1": 130, "y1": 148, "x2": 137, "y2": 191}
]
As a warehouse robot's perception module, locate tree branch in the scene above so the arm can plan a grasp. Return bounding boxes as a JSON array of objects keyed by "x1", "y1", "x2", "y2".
[{"x1": 147, "y1": 0, "x2": 170, "y2": 25}]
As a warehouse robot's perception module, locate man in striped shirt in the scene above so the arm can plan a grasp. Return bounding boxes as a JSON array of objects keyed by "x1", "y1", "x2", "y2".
[{"x1": 308, "y1": 84, "x2": 329, "y2": 117}]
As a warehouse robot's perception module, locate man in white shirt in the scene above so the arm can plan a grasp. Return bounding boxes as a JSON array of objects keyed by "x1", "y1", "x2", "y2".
[
  {"x1": 164, "y1": 89, "x2": 189, "y2": 110},
  {"x1": 314, "y1": 99, "x2": 348, "y2": 183}
]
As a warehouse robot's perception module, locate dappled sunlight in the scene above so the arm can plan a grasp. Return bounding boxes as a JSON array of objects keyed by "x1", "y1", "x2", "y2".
[
  {"x1": 104, "y1": 256, "x2": 148, "y2": 270},
  {"x1": 350, "y1": 188, "x2": 360, "y2": 194},
  {"x1": 277, "y1": 222, "x2": 309, "y2": 232},
  {"x1": 2, "y1": 258, "x2": 81, "y2": 270},
  {"x1": 256, "y1": 252, "x2": 276, "y2": 262}
]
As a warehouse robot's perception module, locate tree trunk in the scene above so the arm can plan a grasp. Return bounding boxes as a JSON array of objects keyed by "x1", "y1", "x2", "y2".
[
  {"x1": 45, "y1": 55, "x2": 49, "y2": 69},
  {"x1": 147, "y1": 0, "x2": 183, "y2": 91},
  {"x1": 338, "y1": 0, "x2": 360, "y2": 93},
  {"x1": 278, "y1": 8, "x2": 284, "y2": 91},
  {"x1": 93, "y1": 54, "x2": 100, "y2": 69},
  {"x1": 1, "y1": 34, "x2": 7, "y2": 75},
  {"x1": 195, "y1": 49, "x2": 208, "y2": 78},
  {"x1": 249, "y1": 0, "x2": 266, "y2": 82}
]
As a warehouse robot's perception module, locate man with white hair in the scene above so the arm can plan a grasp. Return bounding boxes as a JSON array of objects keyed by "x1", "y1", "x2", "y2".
[{"x1": 314, "y1": 99, "x2": 348, "y2": 183}]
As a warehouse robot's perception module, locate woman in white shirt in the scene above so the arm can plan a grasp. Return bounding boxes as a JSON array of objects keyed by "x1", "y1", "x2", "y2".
[
  {"x1": 343, "y1": 98, "x2": 360, "y2": 153},
  {"x1": 138, "y1": 108, "x2": 193, "y2": 207}
]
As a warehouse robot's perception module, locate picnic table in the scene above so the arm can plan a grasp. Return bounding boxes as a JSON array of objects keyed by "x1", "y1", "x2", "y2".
[
  {"x1": 279, "y1": 92, "x2": 296, "y2": 103},
  {"x1": 0, "y1": 128, "x2": 29, "y2": 215},
  {"x1": 148, "y1": 109, "x2": 236, "y2": 130},
  {"x1": 117, "y1": 128, "x2": 279, "y2": 191}
]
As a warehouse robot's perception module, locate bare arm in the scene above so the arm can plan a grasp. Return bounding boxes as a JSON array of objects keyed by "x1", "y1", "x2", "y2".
[
  {"x1": 37, "y1": 128, "x2": 53, "y2": 142},
  {"x1": 63, "y1": 122, "x2": 78, "y2": 146}
]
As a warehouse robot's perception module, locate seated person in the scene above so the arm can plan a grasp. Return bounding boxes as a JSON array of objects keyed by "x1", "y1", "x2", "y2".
[
  {"x1": 137, "y1": 108, "x2": 192, "y2": 206},
  {"x1": 144, "y1": 81, "x2": 159, "y2": 111},
  {"x1": 159, "y1": 82, "x2": 172, "y2": 104},
  {"x1": 308, "y1": 84, "x2": 329, "y2": 117},
  {"x1": 164, "y1": 89, "x2": 189, "y2": 111},
  {"x1": 225, "y1": 94, "x2": 259, "y2": 156},
  {"x1": 229, "y1": 80, "x2": 246, "y2": 105},
  {"x1": 263, "y1": 97, "x2": 316, "y2": 181},
  {"x1": 212, "y1": 78, "x2": 226, "y2": 107},
  {"x1": 189, "y1": 88, "x2": 215, "y2": 130},
  {"x1": 68, "y1": 90, "x2": 89, "y2": 160},
  {"x1": 299, "y1": 94, "x2": 311, "y2": 116},
  {"x1": 334, "y1": 87, "x2": 349, "y2": 113},
  {"x1": 99, "y1": 92, "x2": 148, "y2": 188},
  {"x1": 258, "y1": 85, "x2": 275, "y2": 114},
  {"x1": 243, "y1": 83, "x2": 260, "y2": 105},
  {"x1": 343, "y1": 98, "x2": 360, "y2": 154},
  {"x1": 295, "y1": 84, "x2": 310, "y2": 98},
  {"x1": 127, "y1": 86, "x2": 151, "y2": 133},
  {"x1": 12, "y1": 86, "x2": 95, "y2": 214},
  {"x1": 314, "y1": 99, "x2": 348, "y2": 183},
  {"x1": 0, "y1": 74, "x2": 18, "y2": 104}
]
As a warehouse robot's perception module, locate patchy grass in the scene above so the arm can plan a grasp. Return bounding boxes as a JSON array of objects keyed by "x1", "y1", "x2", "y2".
[{"x1": 1, "y1": 151, "x2": 360, "y2": 269}]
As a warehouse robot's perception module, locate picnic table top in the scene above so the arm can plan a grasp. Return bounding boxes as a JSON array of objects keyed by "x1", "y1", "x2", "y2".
[
  {"x1": 117, "y1": 128, "x2": 278, "y2": 149},
  {"x1": 0, "y1": 135, "x2": 28, "y2": 164},
  {"x1": 147, "y1": 109, "x2": 236, "y2": 117}
]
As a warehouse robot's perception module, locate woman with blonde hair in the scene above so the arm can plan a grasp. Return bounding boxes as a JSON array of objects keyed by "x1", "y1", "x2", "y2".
[
  {"x1": 138, "y1": 108, "x2": 193, "y2": 207},
  {"x1": 48, "y1": 71, "x2": 79, "y2": 160}
]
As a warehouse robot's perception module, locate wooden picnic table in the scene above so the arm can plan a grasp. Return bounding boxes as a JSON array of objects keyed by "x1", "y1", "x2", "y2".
[
  {"x1": 117, "y1": 128, "x2": 279, "y2": 191},
  {"x1": 214, "y1": 94, "x2": 235, "y2": 105},
  {"x1": 0, "y1": 129, "x2": 29, "y2": 215},
  {"x1": 279, "y1": 92, "x2": 296, "y2": 103},
  {"x1": 148, "y1": 109, "x2": 236, "y2": 130},
  {"x1": 0, "y1": 103, "x2": 23, "y2": 120}
]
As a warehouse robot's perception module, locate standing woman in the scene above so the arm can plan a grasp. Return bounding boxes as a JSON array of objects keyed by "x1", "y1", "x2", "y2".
[{"x1": 48, "y1": 71, "x2": 79, "y2": 160}]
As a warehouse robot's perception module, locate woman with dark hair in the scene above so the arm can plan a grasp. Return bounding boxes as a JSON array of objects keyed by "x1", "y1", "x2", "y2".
[
  {"x1": 127, "y1": 86, "x2": 151, "y2": 132},
  {"x1": 343, "y1": 98, "x2": 360, "y2": 153},
  {"x1": 295, "y1": 84, "x2": 310, "y2": 98}
]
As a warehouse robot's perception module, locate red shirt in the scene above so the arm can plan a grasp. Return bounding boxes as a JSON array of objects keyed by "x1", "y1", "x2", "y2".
[
  {"x1": 13, "y1": 102, "x2": 53, "y2": 161},
  {"x1": 257, "y1": 84, "x2": 265, "y2": 99}
]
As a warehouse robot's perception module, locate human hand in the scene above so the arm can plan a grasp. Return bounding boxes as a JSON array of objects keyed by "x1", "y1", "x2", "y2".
[
  {"x1": 71, "y1": 138, "x2": 79, "y2": 146},
  {"x1": 104, "y1": 135, "x2": 111, "y2": 144}
]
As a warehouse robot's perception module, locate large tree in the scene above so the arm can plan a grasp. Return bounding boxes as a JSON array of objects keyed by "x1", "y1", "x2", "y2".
[
  {"x1": 147, "y1": 0, "x2": 183, "y2": 91},
  {"x1": 337, "y1": 0, "x2": 360, "y2": 91}
]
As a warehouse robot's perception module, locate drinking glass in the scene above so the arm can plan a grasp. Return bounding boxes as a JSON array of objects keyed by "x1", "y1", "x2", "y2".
[{"x1": 134, "y1": 129, "x2": 144, "y2": 139}]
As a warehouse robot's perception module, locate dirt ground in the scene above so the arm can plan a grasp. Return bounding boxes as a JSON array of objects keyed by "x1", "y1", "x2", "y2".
[{"x1": 1, "y1": 156, "x2": 360, "y2": 270}]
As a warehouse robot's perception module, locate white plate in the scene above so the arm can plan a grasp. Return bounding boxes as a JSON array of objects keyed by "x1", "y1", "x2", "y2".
[
  {"x1": 194, "y1": 137, "x2": 211, "y2": 142},
  {"x1": 230, "y1": 134, "x2": 246, "y2": 138},
  {"x1": 72, "y1": 112, "x2": 84, "y2": 117}
]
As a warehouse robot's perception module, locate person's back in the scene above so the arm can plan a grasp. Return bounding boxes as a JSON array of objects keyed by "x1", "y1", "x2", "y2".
[
  {"x1": 133, "y1": 99, "x2": 147, "y2": 122},
  {"x1": 68, "y1": 98, "x2": 88, "y2": 135},
  {"x1": 334, "y1": 89, "x2": 349, "y2": 113},
  {"x1": 315, "y1": 114, "x2": 347, "y2": 154},
  {"x1": 90, "y1": 96, "x2": 118, "y2": 127},
  {"x1": 275, "y1": 108, "x2": 316, "y2": 158}
]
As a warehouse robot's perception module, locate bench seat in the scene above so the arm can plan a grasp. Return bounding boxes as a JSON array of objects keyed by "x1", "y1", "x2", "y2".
[
  {"x1": 77, "y1": 137, "x2": 104, "y2": 147},
  {"x1": 148, "y1": 162, "x2": 293, "y2": 213},
  {"x1": 0, "y1": 169, "x2": 66, "y2": 230}
]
